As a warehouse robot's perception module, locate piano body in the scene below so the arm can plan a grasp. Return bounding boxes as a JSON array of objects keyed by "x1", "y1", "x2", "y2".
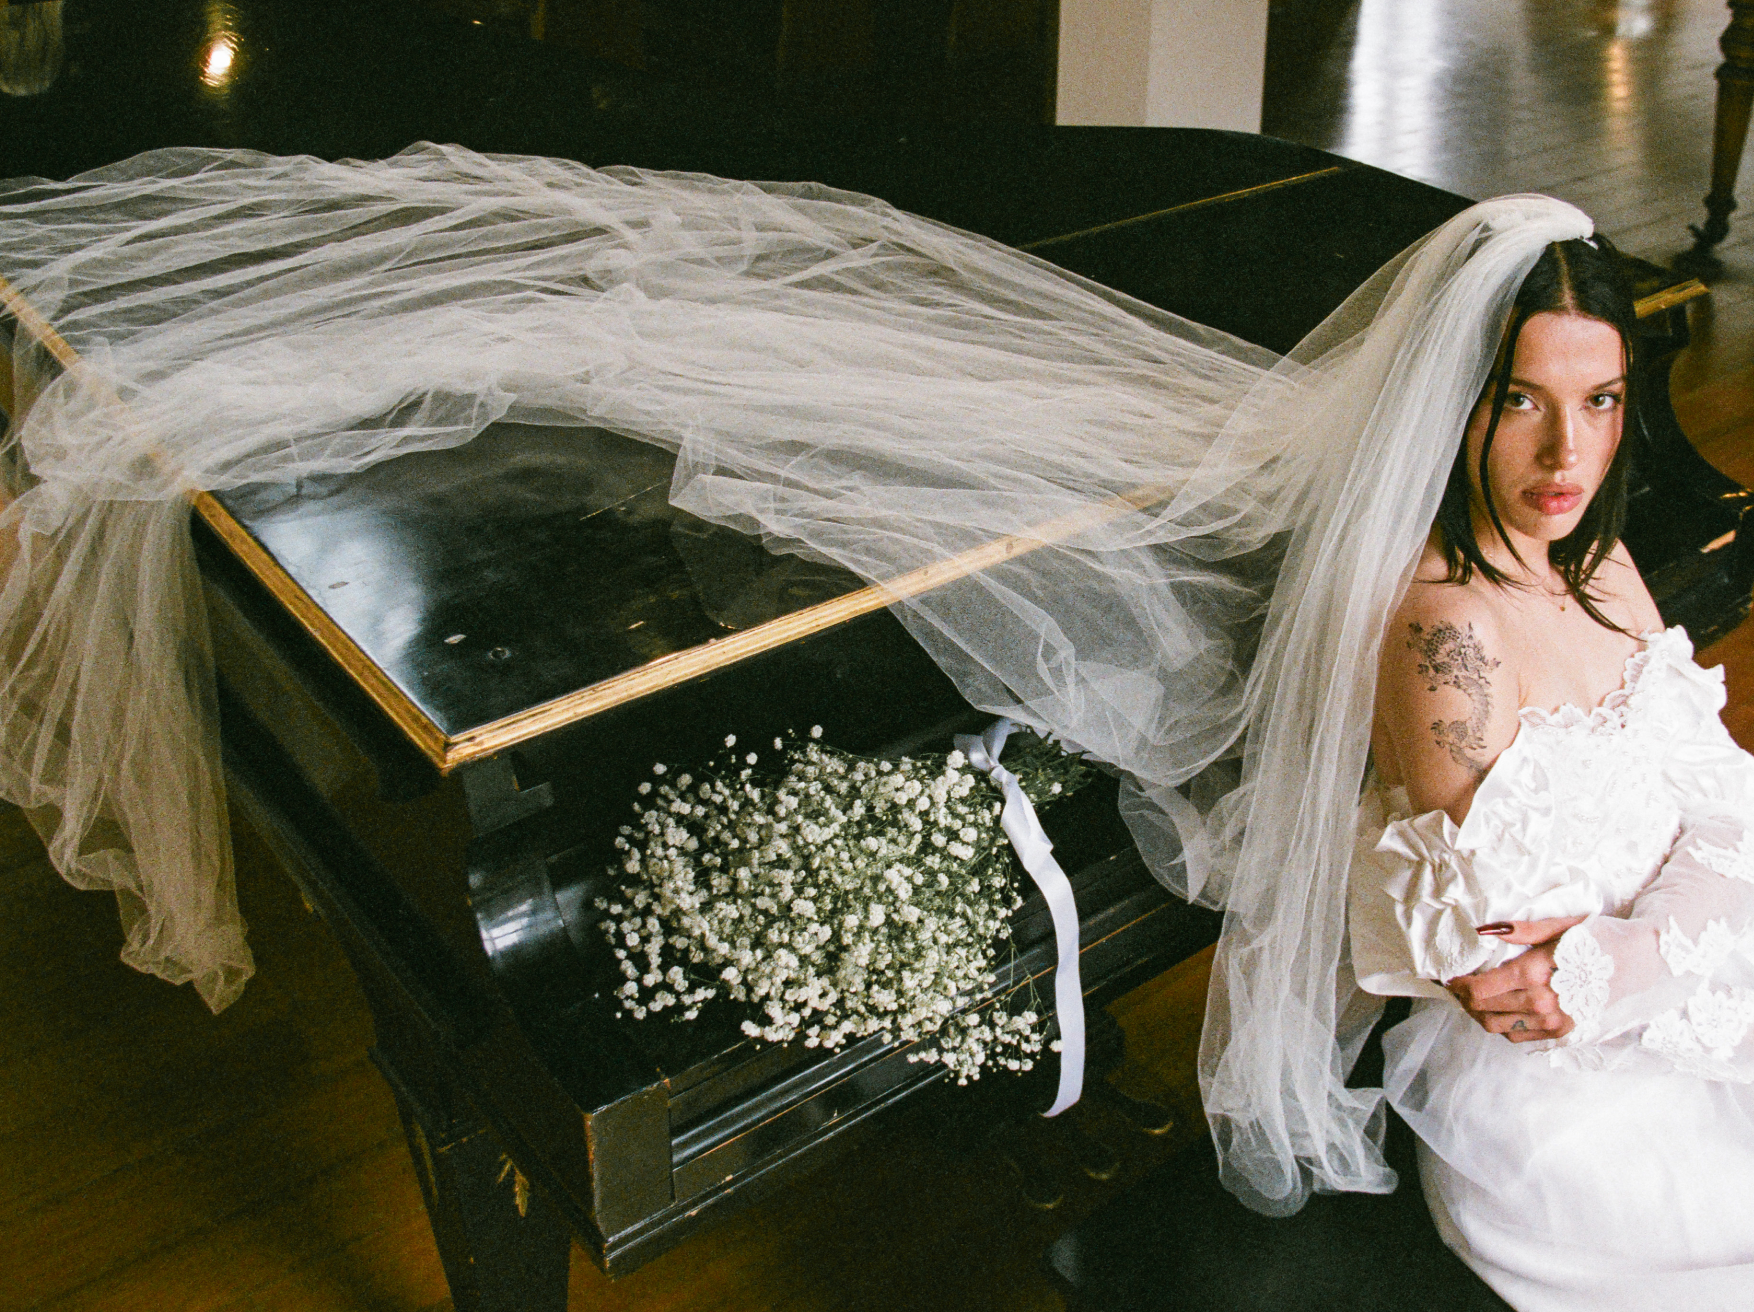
[{"x1": 2, "y1": 3, "x2": 1749, "y2": 1308}]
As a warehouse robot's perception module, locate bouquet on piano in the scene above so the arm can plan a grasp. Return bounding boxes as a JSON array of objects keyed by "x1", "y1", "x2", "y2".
[{"x1": 597, "y1": 728, "x2": 1092, "y2": 1082}]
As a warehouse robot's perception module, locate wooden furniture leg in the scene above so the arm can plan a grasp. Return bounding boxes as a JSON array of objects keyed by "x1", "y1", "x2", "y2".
[
  {"x1": 378, "y1": 1051, "x2": 574, "y2": 1312},
  {"x1": 217, "y1": 683, "x2": 574, "y2": 1312},
  {"x1": 1686, "y1": 1, "x2": 1754, "y2": 265}
]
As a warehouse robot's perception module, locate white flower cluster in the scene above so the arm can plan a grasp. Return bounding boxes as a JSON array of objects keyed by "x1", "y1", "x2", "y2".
[{"x1": 597, "y1": 727, "x2": 1085, "y2": 1083}]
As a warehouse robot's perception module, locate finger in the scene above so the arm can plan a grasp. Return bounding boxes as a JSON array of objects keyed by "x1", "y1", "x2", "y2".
[
  {"x1": 1461, "y1": 988, "x2": 1547, "y2": 1015},
  {"x1": 1451, "y1": 964, "x2": 1529, "y2": 1003},
  {"x1": 1464, "y1": 990, "x2": 1565, "y2": 1024},
  {"x1": 1476, "y1": 916, "x2": 1587, "y2": 946},
  {"x1": 1479, "y1": 1011, "x2": 1566, "y2": 1037},
  {"x1": 1505, "y1": 1010, "x2": 1572, "y2": 1041},
  {"x1": 1452, "y1": 947, "x2": 1562, "y2": 1005}
]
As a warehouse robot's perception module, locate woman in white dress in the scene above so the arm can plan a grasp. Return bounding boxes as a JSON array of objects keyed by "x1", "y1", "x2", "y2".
[{"x1": 1350, "y1": 236, "x2": 1754, "y2": 1307}]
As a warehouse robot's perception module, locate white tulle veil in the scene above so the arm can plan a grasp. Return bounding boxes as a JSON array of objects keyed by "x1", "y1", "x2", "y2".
[{"x1": 0, "y1": 143, "x2": 1588, "y2": 1209}]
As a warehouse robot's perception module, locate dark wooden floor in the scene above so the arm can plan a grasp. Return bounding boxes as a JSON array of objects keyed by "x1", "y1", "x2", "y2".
[
  {"x1": 5, "y1": 1, "x2": 1754, "y2": 1309},
  {"x1": 1264, "y1": 0, "x2": 1754, "y2": 391}
]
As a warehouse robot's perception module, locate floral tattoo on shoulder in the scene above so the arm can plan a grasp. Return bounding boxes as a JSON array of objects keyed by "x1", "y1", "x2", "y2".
[{"x1": 1406, "y1": 621, "x2": 1503, "y2": 778}]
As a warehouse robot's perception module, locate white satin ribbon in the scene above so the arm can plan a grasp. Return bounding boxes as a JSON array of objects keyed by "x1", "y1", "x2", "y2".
[{"x1": 955, "y1": 718, "x2": 1084, "y2": 1116}]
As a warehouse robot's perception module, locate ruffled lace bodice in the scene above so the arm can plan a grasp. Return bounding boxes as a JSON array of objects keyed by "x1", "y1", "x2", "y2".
[{"x1": 1351, "y1": 627, "x2": 1754, "y2": 1079}]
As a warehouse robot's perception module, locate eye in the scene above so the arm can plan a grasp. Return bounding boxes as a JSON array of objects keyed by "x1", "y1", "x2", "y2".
[
  {"x1": 1588, "y1": 391, "x2": 1623, "y2": 411},
  {"x1": 1504, "y1": 390, "x2": 1536, "y2": 410}
]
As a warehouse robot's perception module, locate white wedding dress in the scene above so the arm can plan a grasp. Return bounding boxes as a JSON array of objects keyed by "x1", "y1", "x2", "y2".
[{"x1": 1349, "y1": 627, "x2": 1754, "y2": 1310}]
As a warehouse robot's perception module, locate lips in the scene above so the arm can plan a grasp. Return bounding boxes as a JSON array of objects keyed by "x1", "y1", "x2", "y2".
[{"x1": 1522, "y1": 485, "x2": 1584, "y2": 517}]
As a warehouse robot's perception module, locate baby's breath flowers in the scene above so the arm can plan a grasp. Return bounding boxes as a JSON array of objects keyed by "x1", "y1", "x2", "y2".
[{"x1": 597, "y1": 727, "x2": 1091, "y2": 1083}]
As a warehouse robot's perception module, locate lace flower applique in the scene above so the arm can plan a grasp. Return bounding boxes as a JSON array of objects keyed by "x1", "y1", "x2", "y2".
[
  {"x1": 1641, "y1": 986, "x2": 1754, "y2": 1082},
  {"x1": 1550, "y1": 928, "x2": 1614, "y2": 1029},
  {"x1": 1659, "y1": 915, "x2": 1746, "y2": 978},
  {"x1": 1688, "y1": 986, "x2": 1754, "y2": 1053},
  {"x1": 1688, "y1": 833, "x2": 1754, "y2": 884}
]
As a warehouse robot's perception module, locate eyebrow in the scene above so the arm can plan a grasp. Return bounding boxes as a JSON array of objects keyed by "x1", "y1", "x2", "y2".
[{"x1": 1506, "y1": 374, "x2": 1627, "y2": 391}]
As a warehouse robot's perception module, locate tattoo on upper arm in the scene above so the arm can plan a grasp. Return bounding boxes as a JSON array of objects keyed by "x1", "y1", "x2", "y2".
[{"x1": 1406, "y1": 621, "x2": 1503, "y2": 778}]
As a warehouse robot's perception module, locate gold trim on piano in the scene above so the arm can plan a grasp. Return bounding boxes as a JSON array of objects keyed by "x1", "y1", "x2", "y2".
[
  {"x1": 188, "y1": 493, "x2": 455, "y2": 763},
  {"x1": 0, "y1": 272, "x2": 79, "y2": 369},
  {"x1": 442, "y1": 481, "x2": 1172, "y2": 768},
  {"x1": 1018, "y1": 165, "x2": 1350, "y2": 252},
  {"x1": 1633, "y1": 278, "x2": 1709, "y2": 318}
]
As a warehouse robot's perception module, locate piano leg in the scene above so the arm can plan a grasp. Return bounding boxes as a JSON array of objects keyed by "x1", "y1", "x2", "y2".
[
  {"x1": 1685, "y1": 0, "x2": 1754, "y2": 265},
  {"x1": 217, "y1": 682, "x2": 573, "y2": 1312},
  {"x1": 377, "y1": 1050, "x2": 573, "y2": 1312}
]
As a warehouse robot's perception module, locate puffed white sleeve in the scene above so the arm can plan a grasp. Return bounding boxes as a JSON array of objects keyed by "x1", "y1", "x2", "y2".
[
  {"x1": 1348, "y1": 786, "x2": 1544, "y2": 999},
  {"x1": 1349, "y1": 790, "x2": 1456, "y2": 1000}
]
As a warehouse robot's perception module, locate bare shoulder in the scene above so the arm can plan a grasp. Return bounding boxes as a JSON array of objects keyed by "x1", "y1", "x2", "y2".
[
  {"x1": 1591, "y1": 541, "x2": 1664, "y2": 632},
  {"x1": 1376, "y1": 577, "x2": 1522, "y2": 821}
]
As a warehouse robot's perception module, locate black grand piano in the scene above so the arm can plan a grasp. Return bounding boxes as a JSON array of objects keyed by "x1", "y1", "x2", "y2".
[{"x1": 3, "y1": 3, "x2": 1749, "y2": 1309}]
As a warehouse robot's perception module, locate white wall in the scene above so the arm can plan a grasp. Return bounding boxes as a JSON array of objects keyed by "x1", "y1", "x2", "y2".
[{"x1": 1056, "y1": 0, "x2": 1271, "y2": 131}]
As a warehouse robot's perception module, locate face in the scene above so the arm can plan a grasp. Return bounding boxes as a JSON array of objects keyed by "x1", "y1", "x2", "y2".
[{"x1": 1462, "y1": 310, "x2": 1626, "y2": 561}]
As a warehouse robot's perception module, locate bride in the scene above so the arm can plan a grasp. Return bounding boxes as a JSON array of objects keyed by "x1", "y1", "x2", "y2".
[
  {"x1": 2, "y1": 147, "x2": 1752, "y2": 1307},
  {"x1": 1353, "y1": 235, "x2": 1754, "y2": 1307}
]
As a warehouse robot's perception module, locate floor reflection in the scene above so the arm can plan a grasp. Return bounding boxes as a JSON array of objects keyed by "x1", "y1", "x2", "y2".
[{"x1": 1262, "y1": 0, "x2": 1735, "y2": 254}]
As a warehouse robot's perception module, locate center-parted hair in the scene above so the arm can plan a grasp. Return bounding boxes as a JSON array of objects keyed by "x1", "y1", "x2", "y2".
[{"x1": 1432, "y1": 234, "x2": 1643, "y2": 630}]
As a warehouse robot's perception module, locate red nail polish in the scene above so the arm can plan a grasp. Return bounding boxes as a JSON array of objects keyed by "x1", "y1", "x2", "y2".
[{"x1": 1477, "y1": 922, "x2": 1515, "y2": 936}]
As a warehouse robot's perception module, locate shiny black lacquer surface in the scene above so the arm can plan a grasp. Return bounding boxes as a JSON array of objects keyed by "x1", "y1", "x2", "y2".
[{"x1": 223, "y1": 424, "x2": 865, "y2": 736}]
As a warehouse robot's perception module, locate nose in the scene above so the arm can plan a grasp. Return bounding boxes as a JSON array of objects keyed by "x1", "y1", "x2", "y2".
[{"x1": 1539, "y1": 408, "x2": 1580, "y2": 472}]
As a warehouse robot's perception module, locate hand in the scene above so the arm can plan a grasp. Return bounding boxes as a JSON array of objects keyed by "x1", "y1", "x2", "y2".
[{"x1": 1447, "y1": 917, "x2": 1587, "y2": 1043}]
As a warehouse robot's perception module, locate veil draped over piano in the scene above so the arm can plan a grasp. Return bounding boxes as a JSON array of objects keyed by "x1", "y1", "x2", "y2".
[{"x1": 0, "y1": 144, "x2": 1588, "y2": 1214}]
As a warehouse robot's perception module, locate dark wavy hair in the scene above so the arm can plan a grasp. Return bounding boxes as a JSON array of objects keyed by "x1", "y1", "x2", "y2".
[{"x1": 1432, "y1": 234, "x2": 1643, "y2": 631}]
